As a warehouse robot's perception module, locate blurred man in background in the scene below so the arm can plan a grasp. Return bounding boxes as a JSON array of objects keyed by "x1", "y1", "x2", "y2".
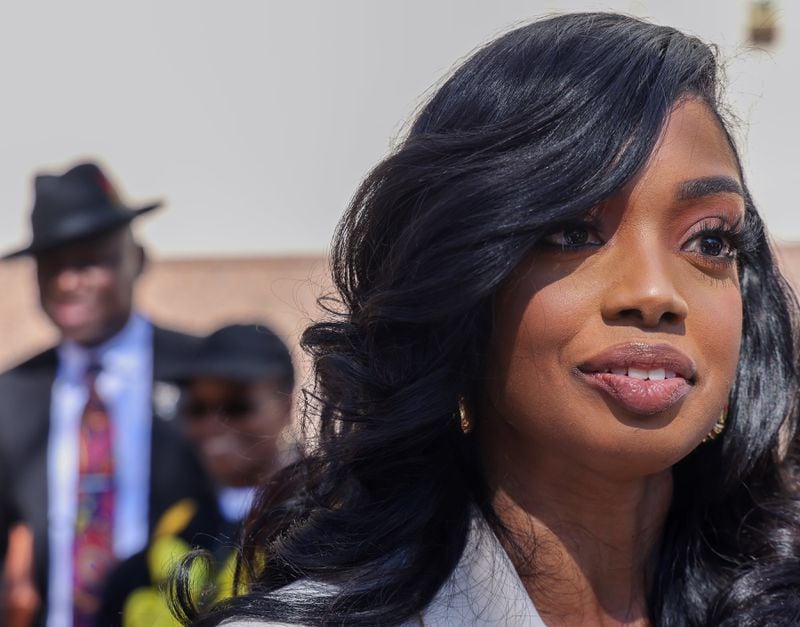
[
  {"x1": 0, "y1": 161, "x2": 214, "y2": 626},
  {"x1": 98, "y1": 322, "x2": 296, "y2": 625},
  {"x1": 177, "y1": 323, "x2": 295, "y2": 496}
]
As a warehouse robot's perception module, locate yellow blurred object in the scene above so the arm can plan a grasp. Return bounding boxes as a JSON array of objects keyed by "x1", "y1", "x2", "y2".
[
  {"x1": 215, "y1": 551, "x2": 239, "y2": 601},
  {"x1": 152, "y1": 499, "x2": 197, "y2": 539},
  {"x1": 147, "y1": 535, "x2": 192, "y2": 585},
  {"x1": 187, "y1": 555, "x2": 213, "y2": 606},
  {"x1": 119, "y1": 499, "x2": 248, "y2": 625},
  {"x1": 125, "y1": 535, "x2": 216, "y2": 626},
  {"x1": 122, "y1": 588, "x2": 181, "y2": 627},
  {"x1": 749, "y1": 0, "x2": 778, "y2": 46}
]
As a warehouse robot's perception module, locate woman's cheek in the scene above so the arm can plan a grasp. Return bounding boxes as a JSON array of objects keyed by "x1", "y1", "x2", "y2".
[
  {"x1": 687, "y1": 283, "x2": 742, "y2": 388},
  {"x1": 487, "y1": 273, "x2": 595, "y2": 428}
]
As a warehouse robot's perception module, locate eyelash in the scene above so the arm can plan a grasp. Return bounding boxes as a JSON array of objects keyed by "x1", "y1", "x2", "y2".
[
  {"x1": 540, "y1": 217, "x2": 750, "y2": 267},
  {"x1": 681, "y1": 220, "x2": 743, "y2": 267},
  {"x1": 540, "y1": 221, "x2": 603, "y2": 250}
]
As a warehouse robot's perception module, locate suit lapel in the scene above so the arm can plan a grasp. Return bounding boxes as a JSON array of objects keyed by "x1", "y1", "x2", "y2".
[
  {"x1": 147, "y1": 326, "x2": 204, "y2": 531},
  {"x1": 147, "y1": 327, "x2": 218, "y2": 533}
]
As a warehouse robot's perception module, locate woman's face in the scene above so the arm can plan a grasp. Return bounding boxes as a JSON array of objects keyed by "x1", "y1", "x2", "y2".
[{"x1": 482, "y1": 99, "x2": 744, "y2": 481}]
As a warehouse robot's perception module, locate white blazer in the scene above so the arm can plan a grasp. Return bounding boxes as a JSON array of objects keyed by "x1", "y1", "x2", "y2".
[{"x1": 223, "y1": 516, "x2": 546, "y2": 626}]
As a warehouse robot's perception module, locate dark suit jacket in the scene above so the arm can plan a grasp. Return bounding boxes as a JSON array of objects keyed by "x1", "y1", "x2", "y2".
[{"x1": 0, "y1": 324, "x2": 216, "y2": 626}]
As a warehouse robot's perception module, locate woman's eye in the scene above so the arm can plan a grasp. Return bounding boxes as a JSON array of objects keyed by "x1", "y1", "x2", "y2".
[
  {"x1": 683, "y1": 233, "x2": 735, "y2": 259},
  {"x1": 699, "y1": 235, "x2": 724, "y2": 256},
  {"x1": 543, "y1": 226, "x2": 602, "y2": 249}
]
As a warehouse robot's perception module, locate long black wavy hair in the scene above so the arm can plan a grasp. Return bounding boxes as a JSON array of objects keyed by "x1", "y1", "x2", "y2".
[{"x1": 181, "y1": 12, "x2": 800, "y2": 626}]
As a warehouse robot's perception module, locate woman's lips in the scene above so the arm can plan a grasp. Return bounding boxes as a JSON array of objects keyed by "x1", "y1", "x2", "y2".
[
  {"x1": 581, "y1": 371, "x2": 692, "y2": 415},
  {"x1": 578, "y1": 342, "x2": 696, "y2": 416}
]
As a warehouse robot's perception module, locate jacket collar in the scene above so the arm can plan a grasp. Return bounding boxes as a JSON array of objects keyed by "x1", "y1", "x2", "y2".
[{"x1": 419, "y1": 513, "x2": 545, "y2": 626}]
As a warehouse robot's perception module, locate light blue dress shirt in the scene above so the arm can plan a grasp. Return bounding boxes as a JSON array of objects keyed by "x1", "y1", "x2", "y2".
[
  {"x1": 217, "y1": 486, "x2": 256, "y2": 523},
  {"x1": 46, "y1": 313, "x2": 154, "y2": 627}
]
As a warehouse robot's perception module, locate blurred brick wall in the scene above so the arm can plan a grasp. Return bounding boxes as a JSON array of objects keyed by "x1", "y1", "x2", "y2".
[
  {"x1": 0, "y1": 255, "x2": 332, "y2": 378},
  {"x1": 776, "y1": 244, "x2": 800, "y2": 294}
]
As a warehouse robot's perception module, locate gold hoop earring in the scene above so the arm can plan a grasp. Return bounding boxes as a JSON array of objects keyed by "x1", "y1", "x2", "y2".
[
  {"x1": 458, "y1": 397, "x2": 473, "y2": 434},
  {"x1": 703, "y1": 407, "x2": 727, "y2": 443}
]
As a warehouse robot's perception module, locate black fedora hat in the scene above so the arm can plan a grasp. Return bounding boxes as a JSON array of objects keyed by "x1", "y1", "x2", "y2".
[
  {"x1": 2, "y1": 161, "x2": 162, "y2": 259},
  {"x1": 165, "y1": 324, "x2": 295, "y2": 387}
]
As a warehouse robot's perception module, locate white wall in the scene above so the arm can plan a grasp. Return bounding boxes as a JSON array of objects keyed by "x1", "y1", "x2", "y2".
[{"x1": 0, "y1": 0, "x2": 795, "y2": 257}]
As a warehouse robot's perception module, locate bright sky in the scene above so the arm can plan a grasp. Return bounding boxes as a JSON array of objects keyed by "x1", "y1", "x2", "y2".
[{"x1": 0, "y1": 0, "x2": 796, "y2": 257}]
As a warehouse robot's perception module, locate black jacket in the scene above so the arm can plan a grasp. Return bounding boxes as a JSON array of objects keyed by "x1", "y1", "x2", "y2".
[{"x1": 0, "y1": 324, "x2": 216, "y2": 626}]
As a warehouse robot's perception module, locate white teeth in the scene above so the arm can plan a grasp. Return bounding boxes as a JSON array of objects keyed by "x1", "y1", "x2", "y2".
[{"x1": 607, "y1": 367, "x2": 673, "y2": 380}]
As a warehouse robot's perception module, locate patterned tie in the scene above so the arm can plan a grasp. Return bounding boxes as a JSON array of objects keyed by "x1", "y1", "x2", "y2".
[{"x1": 72, "y1": 362, "x2": 116, "y2": 626}]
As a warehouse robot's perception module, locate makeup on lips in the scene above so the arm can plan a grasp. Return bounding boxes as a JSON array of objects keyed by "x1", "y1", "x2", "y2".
[{"x1": 577, "y1": 342, "x2": 696, "y2": 416}]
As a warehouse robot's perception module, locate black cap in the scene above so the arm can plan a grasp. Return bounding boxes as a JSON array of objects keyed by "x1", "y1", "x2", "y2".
[{"x1": 166, "y1": 323, "x2": 294, "y2": 387}]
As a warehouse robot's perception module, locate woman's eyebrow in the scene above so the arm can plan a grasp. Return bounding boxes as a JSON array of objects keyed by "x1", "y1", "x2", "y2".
[{"x1": 677, "y1": 176, "x2": 744, "y2": 201}]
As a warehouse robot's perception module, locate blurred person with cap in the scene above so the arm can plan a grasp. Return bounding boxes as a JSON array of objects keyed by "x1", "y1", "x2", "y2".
[
  {"x1": 96, "y1": 322, "x2": 296, "y2": 626},
  {"x1": 0, "y1": 161, "x2": 214, "y2": 626},
  {"x1": 177, "y1": 323, "x2": 295, "y2": 496}
]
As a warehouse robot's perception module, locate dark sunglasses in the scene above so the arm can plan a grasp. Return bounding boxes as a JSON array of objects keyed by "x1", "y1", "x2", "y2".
[{"x1": 183, "y1": 399, "x2": 257, "y2": 422}]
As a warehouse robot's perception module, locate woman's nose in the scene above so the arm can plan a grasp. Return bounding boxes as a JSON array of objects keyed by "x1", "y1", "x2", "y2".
[{"x1": 600, "y1": 248, "x2": 689, "y2": 328}]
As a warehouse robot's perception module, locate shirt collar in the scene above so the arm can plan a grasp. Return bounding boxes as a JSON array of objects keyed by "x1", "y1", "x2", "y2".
[
  {"x1": 57, "y1": 313, "x2": 152, "y2": 381},
  {"x1": 217, "y1": 486, "x2": 257, "y2": 523}
]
